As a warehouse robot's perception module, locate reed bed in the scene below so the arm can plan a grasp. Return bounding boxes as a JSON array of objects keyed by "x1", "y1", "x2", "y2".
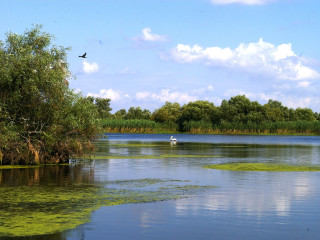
[
  {"x1": 100, "y1": 119, "x2": 320, "y2": 135},
  {"x1": 101, "y1": 119, "x2": 178, "y2": 134}
]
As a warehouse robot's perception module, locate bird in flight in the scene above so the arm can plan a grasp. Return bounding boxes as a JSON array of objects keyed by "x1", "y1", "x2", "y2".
[{"x1": 79, "y1": 52, "x2": 87, "y2": 58}]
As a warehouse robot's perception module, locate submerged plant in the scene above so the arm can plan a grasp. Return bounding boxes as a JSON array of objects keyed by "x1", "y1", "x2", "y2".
[
  {"x1": 204, "y1": 162, "x2": 320, "y2": 172},
  {"x1": 0, "y1": 179, "x2": 215, "y2": 237}
]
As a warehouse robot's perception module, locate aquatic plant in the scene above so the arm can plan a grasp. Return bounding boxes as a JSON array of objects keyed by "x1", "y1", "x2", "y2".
[
  {"x1": 0, "y1": 179, "x2": 216, "y2": 237},
  {"x1": 204, "y1": 162, "x2": 320, "y2": 172}
]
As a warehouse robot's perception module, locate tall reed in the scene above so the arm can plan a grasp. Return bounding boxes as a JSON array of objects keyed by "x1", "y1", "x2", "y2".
[{"x1": 100, "y1": 119, "x2": 320, "y2": 135}]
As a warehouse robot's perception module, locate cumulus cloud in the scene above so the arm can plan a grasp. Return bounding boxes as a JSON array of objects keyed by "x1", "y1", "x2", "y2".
[
  {"x1": 207, "y1": 85, "x2": 214, "y2": 91},
  {"x1": 282, "y1": 96, "x2": 312, "y2": 109},
  {"x1": 82, "y1": 60, "x2": 99, "y2": 74},
  {"x1": 210, "y1": 0, "x2": 276, "y2": 5},
  {"x1": 134, "y1": 27, "x2": 167, "y2": 43},
  {"x1": 87, "y1": 89, "x2": 122, "y2": 101},
  {"x1": 224, "y1": 89, "x2": 277, "y2": 102},
  {"x1": 168, "y1": 38, "x2": 319, "y2": 81},
  {"x1": 136, "y1": 89, "x2": 197, "y2": 103},
  {"x1": 191, "y1": 85, "x2": 214, "y2": 95}
]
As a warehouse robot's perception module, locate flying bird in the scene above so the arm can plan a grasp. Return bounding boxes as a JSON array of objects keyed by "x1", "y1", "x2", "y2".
[{"x1": 79, "y1": 52, "x2": 87, "y2": 58}]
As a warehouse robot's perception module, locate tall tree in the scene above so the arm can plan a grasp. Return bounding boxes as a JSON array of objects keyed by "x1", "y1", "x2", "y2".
[
  {"x1": 294, "y1": 108, "x2": 316, "y2": 121},
  {"x1": 125, "y1": 107, "x2": 150, "y2": 120},
  {"x1": 95, "y1": 97, "x2": 112, "y2": 119},
  {"x1": 179, "y1": 100, "x2": 217, "y2": 123},
  {"x1": 0, "y1": 26, "x2": 100, "y2": 165},
  {"x1": 220, "y1": 95, "x2": 264, "y2": 123},
  {"x1": 152, "y1": 102, "x2": 181, "y2": 123},
  {"x1": 263, "y1": 99, "x2": 290, "y2": 122}
]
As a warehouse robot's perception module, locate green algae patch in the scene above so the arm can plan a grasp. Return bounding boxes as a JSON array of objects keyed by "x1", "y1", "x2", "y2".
[
  {"x1": 0, "y1": 179, "x2": 216, "y2": 237},
  {"x1": 204, "y1": 162, "x2": 320, "y2": 172},
  {"x1": 0, "y1": 165, "x2": 41, "y2": 169},
  {"x1": 89, "y1": 154, "x2": 220, "y2": 160}
]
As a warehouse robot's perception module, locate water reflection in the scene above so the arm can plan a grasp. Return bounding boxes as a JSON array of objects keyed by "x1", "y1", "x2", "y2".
[
  {"x1": 0, "y1": 164, "x2": 95, "y2": 187},
  {"x1": 99, "y1": 139, "x2": 320, "y2": 169},
  {"x1": 174, "y1": 171, "x2": 315, "y2": 219},
  {"x1": 2, "y1": 134, "x2": 320, "y2": 240}
]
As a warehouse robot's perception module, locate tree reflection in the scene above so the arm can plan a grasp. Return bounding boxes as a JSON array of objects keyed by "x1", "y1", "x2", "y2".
[{"x1": 0, "y1": 164, "x2": 95, "y2": 187}]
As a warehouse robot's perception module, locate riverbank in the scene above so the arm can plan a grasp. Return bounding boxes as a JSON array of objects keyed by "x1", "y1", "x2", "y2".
[
  {"x1": 104, "y1": 128, "x2": 320, "y2": 136},
  {"x1": 101, "y1": 119, "x2": 320, "y2": 136}
]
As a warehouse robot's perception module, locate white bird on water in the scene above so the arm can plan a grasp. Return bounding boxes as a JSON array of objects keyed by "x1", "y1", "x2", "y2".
[{"x1": 170, "y1": 136, "x2": 177, "y2": 142}]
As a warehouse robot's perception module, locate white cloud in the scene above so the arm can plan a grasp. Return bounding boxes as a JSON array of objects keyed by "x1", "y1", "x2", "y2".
[
  {"x1": 82, "y1": 60, "x2": 99, "y2": 74},
  {"x1": 224, "y1": 89, "x2": 282, "y2": 105},
  {"x1": 191, "y1": 85, "x2": 214, "y2": 95},
  {"x1": 136, "y1": 91, "x2": 151, "y2": 100},
  {"x1": 136, "y1": 89, "x2": 197, "y2": 103},
  {"x1": 210, "y1": 0, "x2": 276, "y2": 5},
  {"x1": 169, "y1": 38, "x2": 319, "y2": 81},
  {"x1": 282, "y1": 96, "x2": 312, "y2": 109},
  {"x1": 135, "y1": 27, "x2": 167, "y2": 43},
  {"x1": 297, "y1": 81, "x2": 311, "y2": 88},
  {"x1": 87, "y1": 89, "x2": 122, "y2": 101},
  {"x1": 207, "y1": 85, "x2": 214, "y2": 91}
]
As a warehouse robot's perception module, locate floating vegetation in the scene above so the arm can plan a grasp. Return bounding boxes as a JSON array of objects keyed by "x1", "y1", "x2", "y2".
[
  {"x1": 0, "y1": 179, "x2": 216, "y2": 237},
  {"x1": 0, "y1": 165, "x2": 41, "y2": 169},
  {"x1": 204, "y1": 162, "x2": 320, "y2": 172},
  {"x1": 87, "y1": 154, "x2": 220, "y2": 160}
]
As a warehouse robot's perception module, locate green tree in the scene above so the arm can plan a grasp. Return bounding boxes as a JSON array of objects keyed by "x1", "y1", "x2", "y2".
[
  {"x1": 180, "y1": 100, "x2": 217, "y2": 123},
  {"x1": 294, "y1": 108, "x2": 316, "y2": 121},
  {"x1": 263, "y1": 100, "x2": 289, "y2": 122},
  {"x1": 152, "y1": 102, "x2": 181, "y2": 123},
  {"x1": 95, "y1": 97, "x2": 112, "y2": 119},
  {"x1": 220, "y1": 95, "x2": 263, "y2": 123},
  {"x1": 0, "y1": 26, "x2": 101, "y2": 165},
  {"x1": 178, "y1": 100, "x2": 219, "y2": 131},
  {"x1": 113, "y1": 109, "x2": 127, "y2": 119},
  {"x1": 125, "y1": 107, "x2": 151, "y2": 120},
  {"x1": 314, "y1": 112, "x2": 320, "y2": 121}
]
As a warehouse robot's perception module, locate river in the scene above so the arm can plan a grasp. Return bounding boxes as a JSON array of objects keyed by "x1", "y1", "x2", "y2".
[{"x1": 1, "y1": 133, "x2": 320, "y2": 239}]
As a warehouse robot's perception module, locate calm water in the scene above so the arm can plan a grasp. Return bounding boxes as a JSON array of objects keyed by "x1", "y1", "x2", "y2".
[{"x1": 1, "y1": 134, "x2": 320, "y2": 240}]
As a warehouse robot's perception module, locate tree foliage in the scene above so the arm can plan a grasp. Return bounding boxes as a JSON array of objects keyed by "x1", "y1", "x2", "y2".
[
  {"x1": 107, "y1": 95, "x2": 320, "y2": 135},
  {"x1": 0, "y1": 26, "x2": 101, "y2": 165},
  {"x1": 125, "y1": 107, "x2": 151, "y2": 120},
  {"x1": 95, "y1": 97, "x2": 112, "y2": 119},
  {"x1": 152, "y1": 102, "x2": 181, "y2": 123}
]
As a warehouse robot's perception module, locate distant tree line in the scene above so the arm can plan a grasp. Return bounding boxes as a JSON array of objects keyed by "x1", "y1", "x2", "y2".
[{"x1": 100, "y1": 95, "x2": 320, "y2": 135}]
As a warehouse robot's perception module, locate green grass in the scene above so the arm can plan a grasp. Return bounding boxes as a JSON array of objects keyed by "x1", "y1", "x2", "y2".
[
  {"x1": 0, "y1": 179, "x2": 215, "y2": 237},
  {"x1": 204, "y1": 162, "x2": 320, "y2": 172}
]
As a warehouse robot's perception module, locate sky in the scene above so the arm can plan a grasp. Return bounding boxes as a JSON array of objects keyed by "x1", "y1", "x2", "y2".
[{"x1": 1, "y1": 0, "x2": 320, "y2": 113}]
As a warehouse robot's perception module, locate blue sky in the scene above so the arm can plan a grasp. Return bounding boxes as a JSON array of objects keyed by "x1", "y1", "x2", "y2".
[{"x1": 1, "y1": 0, "x2": 320, "y2": 112}]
